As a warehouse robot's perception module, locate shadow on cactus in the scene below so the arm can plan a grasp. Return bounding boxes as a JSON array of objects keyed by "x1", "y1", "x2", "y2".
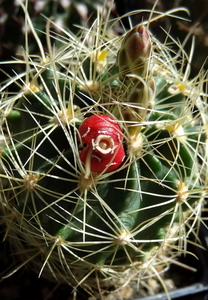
[{"x1": 0, "y1": 0, "x2": 208, "y2": 299}]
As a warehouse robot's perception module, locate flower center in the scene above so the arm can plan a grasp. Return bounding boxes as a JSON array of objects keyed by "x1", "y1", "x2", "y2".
[{"x1": 92, "y1": 135, "x2": 115, "y2": 154}]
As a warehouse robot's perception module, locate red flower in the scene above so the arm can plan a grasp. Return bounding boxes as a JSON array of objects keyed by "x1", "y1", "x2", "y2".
[{"x1": 78, "y1": 115, "x2": 125, "y2": 173}]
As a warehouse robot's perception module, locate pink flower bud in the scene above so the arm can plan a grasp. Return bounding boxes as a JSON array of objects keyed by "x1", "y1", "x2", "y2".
[{"x1": 117, "y1": 24, "x2": 152, "y2": 77}]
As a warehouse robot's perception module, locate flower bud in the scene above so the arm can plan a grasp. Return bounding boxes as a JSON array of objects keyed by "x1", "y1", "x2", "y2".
[
  {"x1": 78, "y1": 115, "x2": 125, "y2": 173},
  {"x1": 127, "y1": 79, "x2": 155, "y2": 118},
  {"x1": 117, "y1": 25, "x2": 152, "y2": 78}
]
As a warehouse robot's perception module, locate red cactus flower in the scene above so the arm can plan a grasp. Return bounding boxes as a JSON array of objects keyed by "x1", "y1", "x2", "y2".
[{"x1": 78, "y1": 115, "x2": 125, "y2": 173}]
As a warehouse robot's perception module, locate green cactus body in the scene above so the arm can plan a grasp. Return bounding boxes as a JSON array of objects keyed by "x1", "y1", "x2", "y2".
[{"x1": 0, "y1": 0, "x2": 207, "y2": 298}]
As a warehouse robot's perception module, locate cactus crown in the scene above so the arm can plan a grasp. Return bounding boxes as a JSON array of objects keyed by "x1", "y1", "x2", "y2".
[{"x1": 0, "y1": 0, "x2": 208, "y2": 299}]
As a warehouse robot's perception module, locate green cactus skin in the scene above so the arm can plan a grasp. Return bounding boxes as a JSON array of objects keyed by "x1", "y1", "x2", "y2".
[{"x1": 0, "y1": 0, "x2": 208, "y2": 298}]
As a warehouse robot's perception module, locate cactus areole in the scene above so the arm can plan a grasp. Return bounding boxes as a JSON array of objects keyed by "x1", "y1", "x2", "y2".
[{"x1": 78, "y1": 114, "x2": 125, "y2": 173}]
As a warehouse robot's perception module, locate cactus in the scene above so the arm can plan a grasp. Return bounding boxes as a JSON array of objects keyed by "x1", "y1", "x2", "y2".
[{"x1": 0, "y1": 0, "x2": 208, "y2": 299}]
